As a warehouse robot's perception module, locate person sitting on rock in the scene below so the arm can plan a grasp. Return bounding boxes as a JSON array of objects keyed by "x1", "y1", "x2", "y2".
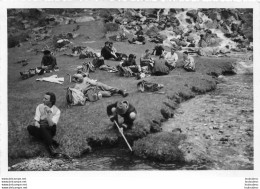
[
  {"x1": 101, "y1": 41, "x2": 119, "y2": 60},
  {"x1": 72, "y1": 74, "x2": 129, "y2": 98},
  {"x1": 128, "y1": 26, "x2": 146, "y2": 45},
  {"x1": 152, "y1": 44, "x2": 165, "y2": 56},
  {"x1": 140, "y1": 49, "x2": 154, "y2": 72},
  {"x1": 27, "y1": 92, "x2": 60, "y2": 156},
  {"x1": 164, "y1": 47, "x2": 178, "y2": 70},
  {"x1": 117, "y1": 54, "x2": 141, "y2": 76},
  {"x1": 107, "y1": 100, "x2": 137, "y2": 130},
  {"x1": 39, "y1": 50, "x2": 58, "y2": 75},
  {"x1": 183, "y1": 51, "x2": 196, "y2": 72},
  {"x1": 152, "y1": 55, "x2": 170, "y2": 76}
]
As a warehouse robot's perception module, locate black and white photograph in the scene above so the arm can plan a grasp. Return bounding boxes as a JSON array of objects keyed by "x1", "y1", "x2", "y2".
[{"x1": 1, "y1": 2, "x2": 260, "y2": 189}]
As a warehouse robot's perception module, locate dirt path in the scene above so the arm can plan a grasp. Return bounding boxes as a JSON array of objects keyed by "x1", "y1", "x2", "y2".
[{"x1": 163, "y1": 74, "x2": 253, "y2": 169}]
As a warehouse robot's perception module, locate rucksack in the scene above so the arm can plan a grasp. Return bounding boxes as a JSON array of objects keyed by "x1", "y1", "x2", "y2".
[
  {"x1": 92, "y1": 58, "x2": 104, "y2": 68},
  {"x1": 66, "y1": 87, "x2": 86, "y2": 106},
  {"x1": 137, "y1": 80, "x2": 164, "y2": 92},
  {"x1": 84, "y1": 86, "x2": 102, "y2": 102}
]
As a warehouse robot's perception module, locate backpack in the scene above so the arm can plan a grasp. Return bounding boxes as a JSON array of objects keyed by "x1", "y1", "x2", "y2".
[
  {"x1": 92, "y1": 58, "x2": 104, "y2": 68},
  {"x1": 66, "y1": 87, "x2": 86, "y2": 106},
  {"x1": 84, "y1": 86, "x2": 101, "y2": 102},
  {"x1": 137, "y1": 80, "x2": 164, "y2": 92}
]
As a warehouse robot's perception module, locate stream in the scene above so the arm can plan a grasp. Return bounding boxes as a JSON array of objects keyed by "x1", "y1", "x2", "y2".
[{"x1": 73, "y1": 68, "x2": 253, "y2": 170}]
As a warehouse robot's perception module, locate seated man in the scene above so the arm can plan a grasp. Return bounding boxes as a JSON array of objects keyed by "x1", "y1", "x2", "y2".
[
  {"x1": 107, "y1": 100, "x2": 137, "y2": 130},
  {"x1": 152, "y1": 44, "x2": 165, "y2": 56},
  {"x1": 27, "y1": 92, "x2": 61, "y2": 156},
  {"x1": 140, "y1": 49, "x2": 154, "y2": 72},
  {"x1": 108, "y1": 42, "x2": 126, "y2": 61},
  {"x1": 39, "y1": 50, "x2": 58, "y2": 74},
  {"x1": 183, "y1": 51, "x2": 196, "y2": 72},
  {"x1": 117, "y1": 54, "x2": 141, "y2": 76},
  {"x1": 72, "y1": 74, "x2": 129, "y2": 99},
  {"x1": 164, "y1": 47, "x2": 178, "y2": 70},
  {"x1": 101, "y1": 41, "x2": 118, "y2": 60},
  {"x1": 152, "y1": 55, "x2": 170, "y2": 76}
]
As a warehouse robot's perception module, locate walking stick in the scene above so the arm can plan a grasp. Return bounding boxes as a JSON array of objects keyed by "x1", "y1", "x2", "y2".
[{"x1": 114, "y1": 121, "x2": 133, "y2": 152}]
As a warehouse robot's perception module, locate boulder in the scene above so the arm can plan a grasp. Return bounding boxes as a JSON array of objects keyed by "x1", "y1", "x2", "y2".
[{"x1": 186, "y1": 9, "x2": 198, "y2": 22}]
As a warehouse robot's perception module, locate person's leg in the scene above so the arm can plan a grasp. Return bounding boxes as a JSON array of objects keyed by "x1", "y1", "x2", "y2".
[
  {"x1": 27, "y1": 125, "x2": 43, "y2": 140},
  {"x1": 39, "y1": 126, "x2": 55, "y2": 146},
  {"x1": 95, "y1": 81, "x2": 128, "y2": 97}
]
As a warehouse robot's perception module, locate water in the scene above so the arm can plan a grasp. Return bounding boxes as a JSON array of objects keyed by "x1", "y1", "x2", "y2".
[{"x1": 75, "y1": 148, "x2": 210, "y2": 170}]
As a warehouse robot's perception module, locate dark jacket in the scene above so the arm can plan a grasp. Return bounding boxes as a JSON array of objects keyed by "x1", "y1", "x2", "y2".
[
  {"x1": 152, "y1": 59, "x2": 169, "y2": 75},
  {"x1": 41, "y1": 55, "x2": 57, "y2": 70},
  {"x1": 101, "y1": 46, "x2": 113, "y2": 59},
  {"x1": 107, "y1": 101, "x2": 137, "y2": 119}
]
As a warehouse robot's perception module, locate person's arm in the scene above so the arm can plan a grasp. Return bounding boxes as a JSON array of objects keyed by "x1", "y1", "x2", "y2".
[
  {"x1": 34, "y1": 105, "x2": 41, "y2": 128},
  {"x1": 107, "y1": 102, "x2": 118, "y2": 121},
  {"x1": 44, "y1": 106, "x2": 60, "y2": 126}
]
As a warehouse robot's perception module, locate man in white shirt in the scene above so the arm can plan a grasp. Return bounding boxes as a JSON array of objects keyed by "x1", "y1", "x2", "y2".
[
  {"x1": 183, "y1": 51, "x2": 196, "y2": 72},
  {"x1": 27, "y1": 92, "x2": 61, "y2": 156},
  {"x1": 165, "y1": 47, "x2": 178, "y2": 70}
]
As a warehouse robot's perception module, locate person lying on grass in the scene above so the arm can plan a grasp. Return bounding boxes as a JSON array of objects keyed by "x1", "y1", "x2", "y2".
[
  {"x1": 107, "y1": 100, "x2": 137, "y2": 130},
  {"x1": 151, "y1": 55, "x2": 170, "y2": 76},
  {"x1": 38, "y1": 50, "x2": 58, "y2": 75},
  {"x1": 72, "y1": 74, "x2": 129, "y2": 99},
  {"x1": 164, "y1": 47, "x2": 178, "y2": 70},
  {"x1": 117, "y1": 54, "x2": 141, "y2": 77},
  {"x1": 183, "y1": 51, "x2": 196, "y2": 72},
  {"x1": 27, "y1": 92, "x2": 60, "y2": 156}
]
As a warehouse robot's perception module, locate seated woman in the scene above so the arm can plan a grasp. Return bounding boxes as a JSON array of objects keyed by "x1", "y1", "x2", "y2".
[
  {"x1": 140, "y1": 49, "x2": 154, "y2": 72},
  {"x1": 108, "y1": 42, "x2": 126, "y2": 61},
  {"x1": 152, "y1": 55, "x2": 170, "y2": 76},
  {"x1": 72, "y1": 74, "x2": 129, "y2": 99},
  {"x1": 183, "y1": 51, "x2": 196, "y2": 72},
  {"x1": 117, "y1": 54, "x2": 141, "y2": 76}
]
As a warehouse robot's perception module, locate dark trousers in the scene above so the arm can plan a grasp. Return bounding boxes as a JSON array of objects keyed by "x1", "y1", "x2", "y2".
[
  {"x1": 27, "y1": 124, "x2": 56, "y2": 146},
  {"x1": 114, "y1": 115, "x2": 135, "y2": 129}
]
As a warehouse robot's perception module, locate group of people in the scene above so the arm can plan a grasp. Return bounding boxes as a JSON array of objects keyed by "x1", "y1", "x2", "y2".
[
  {"x1": 26, "y1": 40, "x2": 196, "y2": 157},
  {"x1": 117, "y1": 46, "x2": 196, "y2": 77}
]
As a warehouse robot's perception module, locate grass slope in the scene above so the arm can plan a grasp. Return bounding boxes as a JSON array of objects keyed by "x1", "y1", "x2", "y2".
[{"x1": 8, "y1": 20, "x2": 236, "y2": 161}]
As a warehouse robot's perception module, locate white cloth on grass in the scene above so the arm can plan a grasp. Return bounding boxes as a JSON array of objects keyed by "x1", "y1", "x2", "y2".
[{"x1": 36, "y1": 75, "x2": 64, "y2": 85}]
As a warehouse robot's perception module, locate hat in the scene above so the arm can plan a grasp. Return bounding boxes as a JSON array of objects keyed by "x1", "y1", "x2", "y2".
[
  {"x1": 43, "y1": 50, "x2": 51, "y2": 55},
  {"x1": 116, "y1": 101, "x2": 129, "y2": 115},
  {"x1": 72, "y1": 74, "x2": 84, "y2": 83}
]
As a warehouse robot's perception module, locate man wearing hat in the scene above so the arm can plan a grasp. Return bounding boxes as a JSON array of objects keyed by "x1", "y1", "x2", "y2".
[
  {"x1": 72, "y1": 74, "x2": 129, "y2": 99},
  {"x1": 107, "y1": 100, "x2": 137, "y2": 130},
  {"x1": 40, "y1": 50, "x2": 57, "y2": 73},
  {"x1": 164, "y1": 47, "x2": 178, "y2": 70}
]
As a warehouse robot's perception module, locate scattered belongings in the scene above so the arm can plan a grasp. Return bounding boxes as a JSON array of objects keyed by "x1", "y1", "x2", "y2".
[
  {"x1": 36, "y1": 75, "x2": 64, "y2": 85},
  {"x1": 99, "y1": 65, "x2": 118, "y2": 73},
  {"x1": 137, "y1": 80, "x2": 164, "y2": 93},
  {"x1": 16, "y1": 59, "x2": 29, "y2": 66}
]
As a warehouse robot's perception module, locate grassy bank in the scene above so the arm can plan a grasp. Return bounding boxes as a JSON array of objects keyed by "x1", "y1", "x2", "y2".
[{"x1": 8, "y1": 20, "x2": 236, "y2": 163}]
